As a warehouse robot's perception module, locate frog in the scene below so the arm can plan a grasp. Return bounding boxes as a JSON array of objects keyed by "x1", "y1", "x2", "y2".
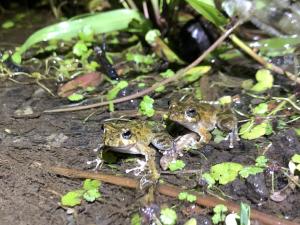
[
  {"x1": 97, "y1": 120, "x2": 181, "y2": 181},
  {"x1": 168, "y1": 98, "x2": 239, "y2": 148}
]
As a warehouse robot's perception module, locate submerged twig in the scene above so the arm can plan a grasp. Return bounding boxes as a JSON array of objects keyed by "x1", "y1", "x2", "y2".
[
  {"x1": 47, "y1": 166, "x2": 299, "y2": 225},
  {"x1": 44, "y1": 21, "x2": 241, "y2": 113}
]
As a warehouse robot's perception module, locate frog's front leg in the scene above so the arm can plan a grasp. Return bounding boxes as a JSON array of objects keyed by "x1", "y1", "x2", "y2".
[
  {"x1": 216, "y1": 112, "x2": 239, "y2": 148},
  {"x1": 198, "y1": 127, "x2": 212, "y2": 143}
]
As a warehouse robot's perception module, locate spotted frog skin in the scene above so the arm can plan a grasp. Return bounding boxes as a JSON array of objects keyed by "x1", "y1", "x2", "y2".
[
  {"x1": 102, "y1": 120, "x2": 177, "y2": 181},
  {"x1": 168, "y1": 99, "x2": 238, "y2": 148}
]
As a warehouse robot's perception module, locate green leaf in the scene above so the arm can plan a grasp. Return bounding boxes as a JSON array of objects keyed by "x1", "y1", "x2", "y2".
[
  {"x1": 251, "y1": 69, "x2": 274, "y2": 92},
  {"x1": 61, "y1": 190, "x2": 84, "y2": 207},
  {"x1": 160, "y1": 208, "x2": 177, "y2": 225},
  {"x1": 186, "y1": 0, "x2": 228, "y2": 26},
  {"x1": 255, "y1": 155, "x2": 268, "y2": 167},
  {"x1": 202, "y1": 173, "x2": 216, "y2": 188},
  {"x1": 212, "y1": 128, "x2": 226, "y2": 144},
  {"x1": 210, "y1": 162, "x2": 243, "y2": 185},
  {"x1": 168, "y1": 160, "x2": 186, "y2": 171},
  {"x1": 68, "y1": 93, "x2": 84, "y2": 102},
  {"x1": 240, "y1": 122, "x2": 270, "y2": 140},
  {"x1": 139, "y1": 95, "x2": 155, "y2": 117},
  {"x1": 73, "y1": 41, "x2": 88, "y2": 56},
  {"x1": 160, "y1": 69, "x2": 175, "y2": 78},
  {"x1": 183, "y1": 218, "x2": 197, "y2": 225},
  {"x1": 295, "y1": 128, "x2": 300, "y2": 136},
  {"x1": 178, "y1": 192, "x2": 188, "y2": 200},
  {"x1": 83, "y1": 179, "x2": 101, "y2": 190},
  {"x1": 183, "y1": 66, "x2": 211, "y2": 82},
  {"x1": 252, "y1": 103, "x2": 268, "y2": 115},
  {"x1": 11, "y1": 52, "x2": 22, "y2": 65},
  {"x1": 131, "y1": 213, "x2": 142, "y2": 225},
  {"x1": 78, "y1": 25, "x2": 94, "y2": 42},
  {"x1": 126, "y1": 53, "x2": 154, "y2": 65},
  {"x1": 2, "y1": 20, "x2": 15, "y2": 29},
  {"x1": 83, "y1": 189, "x2": 101, "y2": 202},
  {"x1": 292, "y1": 154, "x2": 300, "y2": 164},
  {"x1": 239, "y1": 166, "x2": 264, "y2": 178},
  {"x1": 155, "y1": 85, "x2": 165, "y2": 92},
  {"x1": 212, "y1": 204, "x2": 228, "y2": 224},
  {"x1": 218, "y1": 96, "x2": 232, "y2": 105},
  {"x1": 240, "y1": 202, "x2": 251, "y2": 225},
  {"x1": 107, "y1": 80, "x2": 128, "y2": 100},
  {"x1": 19, "y1": 9, "x2": 144, "y2": 54},
  {"x1": 145, "y1": 29, "x2": 161, "y2": 44},
  {"x1": 186, "y1": 194, "x2": 197, "y2": 203}
]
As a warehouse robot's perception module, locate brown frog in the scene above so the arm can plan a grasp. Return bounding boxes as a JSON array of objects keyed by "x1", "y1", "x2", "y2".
[
  {"x1": 168, "y1": 98, "x2": 239, "y2": 148},
  {"x1": 98, "y1": 120, "x2": 180, "y2": 181}
]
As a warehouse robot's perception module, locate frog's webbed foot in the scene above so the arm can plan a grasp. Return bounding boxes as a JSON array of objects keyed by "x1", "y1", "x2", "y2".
[
  {"x1": 126, "y1": 159, "x2": 147, "y2": 176},
  {"x1": 224, "y1": 129, "x2": 240, "y2": 148},
  {"x1": 87, "y1": 157, "x2": 103, "y2": 171}
]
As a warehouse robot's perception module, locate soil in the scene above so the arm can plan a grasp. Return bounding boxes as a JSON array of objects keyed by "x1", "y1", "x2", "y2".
[{"x1": 1, "y1": 80, "x2": 300, "y2": 225}]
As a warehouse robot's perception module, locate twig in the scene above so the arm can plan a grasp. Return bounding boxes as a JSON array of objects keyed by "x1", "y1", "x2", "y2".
[
  {"x1": 47, "y1": 166, "x2": 300, "y2": 225},
  {"x1": 229, "y1": 34, "x2": 300, "y2": 84},
  {"x1": 44, "y1": 21, "x2": 241, "y2": 113}
]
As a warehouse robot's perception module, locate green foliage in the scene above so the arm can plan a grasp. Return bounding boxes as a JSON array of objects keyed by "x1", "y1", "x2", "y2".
[
  {"x1": 11, "y1": 52, "x2": 22, "y2": 65},
  {"x1": 107, "y1": 80, "x2": 128, "y2": 100},
  {"x1": 240, "y1": 202, "x2": 251, "y2": 225},
  {"x1": 68, "y1": 93, "x2": 84, "y2": 102},
  {"x1": 202, "y1": 173, "x2": 216, "y2": 188},
  {"x1": 183, "y1": 66, "x2": 211, "y2": 82},
  {"x1": 255, "y1": 155, "x2": 268, "y2": 167},
  {"x1": 292, "y1": 154, "x2": 300, "y2": 164},
  {"x1": 19, "y1": 9, "x2": 144, "y2": 54},
  {"x1": 239, "y1": 166, "x2": 263, "y2": 178},
  {"x1": 160, "y1": 208, "x2": 177, "y2": 225},
  {"x1": 210, "y1": 162, "x2": 243, "y2": 185},
  {"x1": 160, "y1": 69, "x2": 175, "y2": 78},
  {"x1": 61, "y1": 179, "x2": 101, "y2": 207},
  {"x1": 218, "y1": 96, "x2": 232, "y2": 105},
  {"x1": 178, "y1": 192, "x2": 197, "y2": 203},
  {"x1": 252, "y1": 103, "x2": 268, "y2": 115},
  {"x1": 139, "y1": 95, "x2": 155, "y2": 117},
  {"x1": 168, "y1": 160, "x2": 186, "y2": 171},
  {"x1": 250, "y1": 69, "x2": 274, "y2": 92},
  {"x1": 183, "y1": 218, "x2": 197, "y2": 225},
  {"x1": 126, "y1": 53, "x2": 154, "y2": 65},
  {"x1": 295, "y1": 128, "x2": 300, "y2": 136},
  {"x1": 2, "y1": 20, "x2": 15, "y2": 29},
  {"x1": 212, "y1": 204, "x2": 228, "y2": 224},
  {"x1": 73, "y1": 41, "x2": 89, "y2": 56},
  {"x1": 155, "y1": 85, "x2": 165, "y2": 93},
  {"x1": 212, "y1": 128, "x2": 226, "y2": 144},
  {"x1": 61, "y1": 190, "x2": 85, "y2": 207},
  {"x1": 239, "y1": 121, "x2": 272, "y2": 140},
  {"x1": 186, "y1": 0, "x2": 228, "y2": 26},
  {"x1": 131, "y1": 213, "x2": 142, "y2": 225},
  {"x1": 145, "y1": 29, "x2": 161, "y2": 44}
]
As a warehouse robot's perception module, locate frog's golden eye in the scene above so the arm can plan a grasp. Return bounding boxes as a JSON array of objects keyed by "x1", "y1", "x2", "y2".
[
  {"x1": 185, "y1": 108, "x2": 197, "y2": 118},
  {"x1": 122, "y1": 129, "x2": 132, "y2": 139}
]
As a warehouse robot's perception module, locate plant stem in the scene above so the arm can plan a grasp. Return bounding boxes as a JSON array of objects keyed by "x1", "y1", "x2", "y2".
[{"x1": 44, "y1": 21, "x2": 241, "y2": 113}]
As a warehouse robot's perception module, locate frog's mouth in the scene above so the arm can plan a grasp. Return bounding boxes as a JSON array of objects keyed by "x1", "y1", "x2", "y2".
[{"x1": 108, "y1": 144, "x2": 142, "y2": 155}]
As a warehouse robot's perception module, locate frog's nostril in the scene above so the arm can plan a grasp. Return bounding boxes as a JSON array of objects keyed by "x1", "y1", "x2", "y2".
[
  {"x1": 122, "y1": 129, "x2": 132, "y2": 139},
  {"x1": 185, "y1": 108, "x2": 197, "y2": 118}
]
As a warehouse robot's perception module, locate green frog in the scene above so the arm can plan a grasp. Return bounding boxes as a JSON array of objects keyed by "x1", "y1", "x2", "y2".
[
  {"x1": 168, "y1": 98, "x2": 239, "y2": 148},
  {"x1": 98, "y1": 120, "x2": 180, "y2": 181}
]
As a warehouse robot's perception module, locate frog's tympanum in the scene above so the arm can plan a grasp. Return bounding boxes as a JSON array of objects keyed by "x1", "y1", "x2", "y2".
[
  {"x1": 100, "y1": 120, "x2": 179, "y2": 181},
  {"x1": 168, "y1": 99, "x2": 239, "y2": 148}
]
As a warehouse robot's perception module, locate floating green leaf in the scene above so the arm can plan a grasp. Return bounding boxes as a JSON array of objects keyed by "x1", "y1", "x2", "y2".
[
  {"x1": 178, "y1": 192, "x2": 196, "y2": 202},
  {"x1": 83, "y1": 189, "x2": 101, "y2": 202},
  {"x1": 83, "y1": 179, "x2": 101, "y2": 190},
  {"x1": 186, "y1": 0, "x2": 228, "y2": 26},
  {"x1": 61, "y1": 190, "x2": 84, "y2": 207},
  {"x1": 183, "y1": 66, "x2": 211, "y2": 82},
  {"x1": 107, "y1": 80, "x2": 128, "y2": 100},
  {"x1": 68, "y1": 93, "x2": 84, "y2": 102},
  {"x1": 255, "y1": 155, "x2": 268, "y2": 167},
  {"x1": 239, "y1": 166, "x2": 264, "y2": 178},
  {"x1": 252, "y1": 103, "x2": 268, "y2": 115},
  {"x1": 292, "y1": 154, "x2": 300, "y2": 164},
  {"x1": 19, "y1": 9, "x2": 144, "y2": 54},
  {"x1": 250, "y1": 69, "x2": 273, "y2": 92},
  {"x1": 210, "y1": 162, "x2": 243, "y2": 185},
  {"x1": 168, "y1": 160, "x2": 186, "y2": 171},
  {"x1": 240, "y1": 121, "x2": 271, "y2": 140},
  {"x1": 160, "y1": 208, "x2": 177, "y2": 225},
  {"x1": 212, "y1": 204, "x2": 228, "y2": 224},
  {"x1": 139, "y1": 95, "x2": 155, "y2": 117}
]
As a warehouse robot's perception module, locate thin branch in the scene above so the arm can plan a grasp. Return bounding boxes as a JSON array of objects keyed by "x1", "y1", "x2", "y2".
[
  {"x1": 44, "y1": 21, "x2": 241, "y2": 113},
  {"x1": 47, "y1": 166, "x2": 299, "y2": 225}
]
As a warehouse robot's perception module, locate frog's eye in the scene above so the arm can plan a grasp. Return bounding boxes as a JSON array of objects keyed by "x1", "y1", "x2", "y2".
[
  {"x1": 122, "y1": 129, "x2": 132, "y2": 139},
  {"x1": 185, "y1": 108, "x2": 197, "y2": 118}
]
